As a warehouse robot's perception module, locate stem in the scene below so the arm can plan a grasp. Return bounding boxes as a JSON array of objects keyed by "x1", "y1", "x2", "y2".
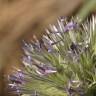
[{"x1": 76, "y1": 0, "x2": 96, "y2": 23}]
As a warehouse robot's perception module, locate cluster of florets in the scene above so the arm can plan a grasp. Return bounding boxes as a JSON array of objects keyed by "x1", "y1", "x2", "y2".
[{"x1": 8, "y1": 16, "x2": 96, "y2": 96}]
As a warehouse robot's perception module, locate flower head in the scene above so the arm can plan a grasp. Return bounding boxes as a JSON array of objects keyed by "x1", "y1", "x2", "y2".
[{"x1": 8, "y1": 15, "x2": 96, "y2": 96}]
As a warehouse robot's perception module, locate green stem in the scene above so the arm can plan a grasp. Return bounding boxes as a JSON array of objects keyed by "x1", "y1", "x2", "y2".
[{"x1": 76, "y1": 0, "x2": 96, "y2": 23}]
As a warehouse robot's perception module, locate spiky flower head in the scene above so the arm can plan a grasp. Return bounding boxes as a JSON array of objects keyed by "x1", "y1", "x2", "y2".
[{"x1": 8, "y1": 15, "x2": 96, "y2": 96}]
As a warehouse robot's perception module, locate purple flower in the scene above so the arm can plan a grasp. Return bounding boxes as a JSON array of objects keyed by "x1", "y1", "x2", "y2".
[
  {"x1": 8, "y1": 83, "x2": 21, "y2": 94},
  {"x1": 42, "y1": 37, "x2": 53, "y2": 52},
  {"x1": 64, "y1": 21, "x2": 77, "y2": 32},
  {"x1": 36, "y1": 64, "x2": 57, "y2": 75},
  {"x1": 8, "y1": 70, "x2": 25, "y2": 85},
  {"x1": 22, "y1": 56, "x2": 32, "y2": 66},
  {"x1": 48, "y1": 19, "x2": 77, "y2": 35},
  {"x1": 8, "y1": 69, "x2": 28, "y2": 95}
]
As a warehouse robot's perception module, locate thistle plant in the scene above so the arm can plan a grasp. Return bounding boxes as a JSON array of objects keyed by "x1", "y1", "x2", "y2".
[{"x1": 8, "y1": 15, "x2": 96, "y2": 96}]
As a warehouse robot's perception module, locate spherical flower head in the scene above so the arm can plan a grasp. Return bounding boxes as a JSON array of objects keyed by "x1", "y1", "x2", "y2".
[{"x1": 8, "y1": 15, "x2": 96, "y2": 96}]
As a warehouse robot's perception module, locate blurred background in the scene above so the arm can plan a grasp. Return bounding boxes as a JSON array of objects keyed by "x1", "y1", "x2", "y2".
[{"x1": 0, "y1": 0, "x2": 95, "y2": 96}]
